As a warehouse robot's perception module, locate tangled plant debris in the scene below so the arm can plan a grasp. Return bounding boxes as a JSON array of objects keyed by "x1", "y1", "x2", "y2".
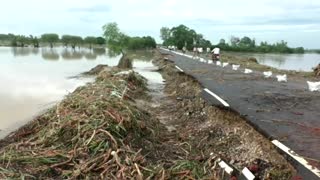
[
  {"x1": 0, "y1": 51, "x2": 298, "y2": 179},
  {"x1": 313, "y1": 63, "x2": 320, "y2": 77},
  {"x1": 0, "y1": 68, "x2": 156, "y2": 179}
]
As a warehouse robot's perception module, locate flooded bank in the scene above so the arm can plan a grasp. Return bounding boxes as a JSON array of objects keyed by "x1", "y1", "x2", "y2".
[
  {"x1": 0, "y1": 47, "x2": 121, "y2": 138},
  {"x1": 0, "y1": 48, "x2": 164, "y2": 139},
  {"x1": 224, "y1": 52, "x2": 320, "y2": 72},
  {"x1": 0, "y1": 50, "x2": 299, "y2": 179}
]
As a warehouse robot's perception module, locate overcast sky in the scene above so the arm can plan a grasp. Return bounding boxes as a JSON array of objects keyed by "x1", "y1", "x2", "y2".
[{"x1": 1, "y1": 0, "x2": 319, "y2": 48}]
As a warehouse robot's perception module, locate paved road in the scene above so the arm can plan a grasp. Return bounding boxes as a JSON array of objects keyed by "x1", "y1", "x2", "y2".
[{"x1": 159, "y1": 48, "x2": 320, "y2": 179}]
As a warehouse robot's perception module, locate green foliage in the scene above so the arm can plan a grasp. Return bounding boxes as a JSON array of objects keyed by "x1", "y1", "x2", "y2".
[
  {"x1": 84, "y1": 36, "x2": 97, "y2": 49},
  {"x1": 219, "y1": 39, "x2": 226, "y2": 45},
  {"x1": 84, "y1": 37, "x2": 96, "y2": 44},
  {"x1": 127, "y1": 36, "x2": 156, "y2": 50},
  {"x1": 103, "y1": 22, "x2": 156, "y2": 54},
  {"x1": 161, "y1": 25, "x2": 211, "y2": 50},
  {"x1": 61, "y1": 35, "x2": 72, "y2": 47},
  {"x1": 96, "y1": 37, "x2": 105, "y2": 45},
  {"x1": 61, "y1": 35, "x2": 83, "y2": 49},
  {"x1": 9, "y1": 35, "x2": 31, "y2": 47},
  {"x1": 160, "y1": 27, "x2": 170, "y2": 42},
  {"x1": 215, "y1": 36, "x2": 304, "y2": 54},
  {"x1": 41, "y1": 33, "x2": 59, "y2": 48},
  {"x1": 29, "y1": 35, "x2": 39, "y2": 48},
  {"x1": 103, "y1": 22, "x2": 128, "y2": 54}
]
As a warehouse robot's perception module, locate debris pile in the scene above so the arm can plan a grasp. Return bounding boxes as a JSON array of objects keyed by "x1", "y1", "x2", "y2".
[
  {"x1": 313, "y1": 63, "x2": 320, "y2": 77},
  {"x1": 0, "y1": 51, "x2": 297, "y2": 179},
  {"x1": 0, "y1": 69, "x2": 154, "y2": 179},
  {"x1": 248, "y1": 57, "x2": 258, "y2": 64},
  {"x1": 82, "y1": 64, "x2": 109, "y2": 75},
  {"x1": 117, "y1": 55, "x2": 133, "y2": 69}
]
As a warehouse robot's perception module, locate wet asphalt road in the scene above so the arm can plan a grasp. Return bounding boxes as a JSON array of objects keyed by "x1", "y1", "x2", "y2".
[{"x1": 159, "y1": 48, "x2": 320, "y2": 178}]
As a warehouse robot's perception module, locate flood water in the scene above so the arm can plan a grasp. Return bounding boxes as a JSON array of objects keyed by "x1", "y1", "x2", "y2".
[
  {"x1": 0, "y1": 47, "x2": 121, "y2": 138},
  {"x1": 225, "y1": 52, "x2": 320, "y2": 72},
  {"x1": 0, "y1": 47, "x2": 162, "y2": 139}
]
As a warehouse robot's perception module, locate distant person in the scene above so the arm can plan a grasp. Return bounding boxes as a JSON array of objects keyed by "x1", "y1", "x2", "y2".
[
  {"x1": 193, "y1": 47, "x2": 197, "y2": 59},
  {"x1": 206, "y1": 47, "x2": 211, "y2": 56},
  {"x1": 211, "y1": 47, "x2": 220, "y2": 61},
  {"x1": 182, "y1": 46, "x2": 187, "y2": 53},
  {"x1": 198, "y1": 47, "x2": 203, "y2": 54}
]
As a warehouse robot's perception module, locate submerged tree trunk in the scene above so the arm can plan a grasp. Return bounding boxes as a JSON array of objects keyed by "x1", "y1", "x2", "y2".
[
  {"x1": 117, "y1": 54, "x2": 132, "y2": 69},
  {"x1": 50, "y1": 43, "x2": 53, "y2": 48}
]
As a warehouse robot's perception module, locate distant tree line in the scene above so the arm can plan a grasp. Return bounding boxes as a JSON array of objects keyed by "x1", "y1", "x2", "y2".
[
  {"x1": 0, "y1": 33, "x2": 106, "y2": 49},
  {"x1": 160, "y1": 25, "x2": 305, "y2": 54},
  {"x1": 305, "y1": 49, "x2": 320, "y2": 54},
  {"x1": 103, "y1": 22, "x2": 156, "y2": 53},
  {"x1": 216, "y1": 36, "x2": 304, "y2": 54},
  {"x1": 160, "y1": 25, "x2": 211, "y2": 50}
]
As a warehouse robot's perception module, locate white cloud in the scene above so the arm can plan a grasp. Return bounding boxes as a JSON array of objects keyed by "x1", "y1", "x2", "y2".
[{"x1": 0, "y1": 0, "x2": 319, "y2": 48}]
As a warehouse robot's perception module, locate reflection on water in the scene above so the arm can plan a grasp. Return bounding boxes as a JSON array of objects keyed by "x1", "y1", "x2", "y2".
[
  {"x1": 42, "y1": 48, "x2": 59, "y2": 60},
  {"x1": 61, "y1": 49, "x2": 84, "y2": 60},
  {"x1": 93, "y1": 48, "x2": 106, "y2": 56},
  {"x1": 225, "y1": 52, "x2": 320, "y2": 72},
  {"x1": 0, "y1": 47, "x2": 121, "y2": 138},
  {"x1": 85, "y1": 52, "x2": 97, "y2": 60},
  {"x1": 10, "y1": 47, "x2": 107, "y2": 60}
]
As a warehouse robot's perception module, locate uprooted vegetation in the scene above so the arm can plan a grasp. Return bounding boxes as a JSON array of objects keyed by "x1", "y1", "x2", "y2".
[
  {"x1": 0, "y1": 69, "x2": 156, "y2": 179},
  {"x1": 0, "y1": 51, "x2": 296, "y2": 179},
  {"x1": 313, "y1": 63, "x2": 320, "y2": 77}
]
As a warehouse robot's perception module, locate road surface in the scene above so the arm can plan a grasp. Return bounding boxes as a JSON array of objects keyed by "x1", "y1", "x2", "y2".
[{"x1": 159, "y1": 48, "x2": 320, "y2": 179}]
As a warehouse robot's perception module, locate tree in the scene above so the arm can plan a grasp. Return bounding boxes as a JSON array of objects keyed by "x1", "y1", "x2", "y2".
[
  {"x1": 166, "y1": 25, "x2": 197, "y2": 50},
  {"x1": 161, "y1": 25, "x2": 213, "y2": 50},
  {"x1": 160, "y1": 27, "x2": 170, "y2": 42},
  {"x1": 219, "y1": 39, "x2": 226, "y2": 45},
  {"x1": 70, "y1": 36, "x2": 83, "y2": 49},
  {"x1": 41, "y1": 34, "x2": 59, "y2": 48},
  {"x1": 61, "y1": 35, "x2": 72, "y2": 47},
  {"x1": 143, "y1": 36, "x2": 156, "y2": 48},
  {"x1": 30, "y1": 35, "x2": 39, "y2": 48},
  {"x1": 61, "y1": 35, "x2": 83, "y2": 49},
  {"x1": 84, "y1": 36, "x2": 97, "y2": 49},
  {"x1": 127, "y1": 36, "x2": 156, "y2": 50},
  {"x1": 102, "y1": 22, "x2": 128, "y2": 54},
  {"x1": 96, "y1": 37, "x2": 105, "y2": 45},
  {"x1": 240, "y1": 36, "x2": 252, "y2": 46},
  {"x1": 230, "y1": 36, "x2": 240, "y2": 46},
  {"x1": 16, "y1": 35, "x2": 29, "y2": 47}
]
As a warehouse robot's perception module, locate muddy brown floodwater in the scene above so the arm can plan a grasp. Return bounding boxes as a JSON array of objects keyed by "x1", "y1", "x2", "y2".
[{"x1": 0, "y1": 47, "x2": 120, "y2": 138}]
